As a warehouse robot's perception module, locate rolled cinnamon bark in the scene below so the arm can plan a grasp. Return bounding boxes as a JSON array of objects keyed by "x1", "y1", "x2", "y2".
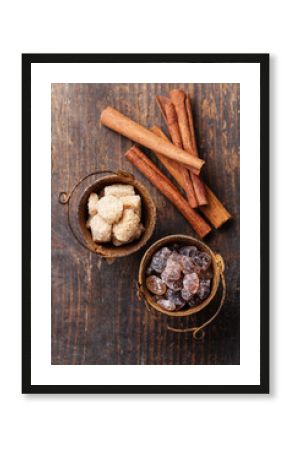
[
  {"x1": 151, "y1": 125, "x2": 231, "y2": 229},
  {"x1": 100, "y1": 106, "x2": 204, "y2": 175},
  {"x1": 169, "y1": 90, "x2": 193, "y2": 153},
  {"x1": 125, "y1": 146, "x2": 211, "y2": 238},
  {"x1": 168, "y1": 90, "x2": 208, "y2": 206},
  {"x1": 150, "y1": 125, "x2": 186, "y2": 186},
  {"x1": 156, "y1": 96, "x2": 183, "y2": 148},
  {"x1": 155, "y1": 97, "x2": 197, "y2": 208},
  {"x1": 200, "y1": 187, "x2": 232, "y2": 228},
  {"x1": 185, "y1": 95, "x2": 198, "y2": 157},
  {"x1": 184, "y1": 94, "x2": 208, "y2": 206}
]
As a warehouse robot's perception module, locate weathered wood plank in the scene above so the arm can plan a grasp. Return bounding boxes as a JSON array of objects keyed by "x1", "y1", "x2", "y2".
[{"x1": 51, "y1": 83, "x2": 240, "y2": 365}]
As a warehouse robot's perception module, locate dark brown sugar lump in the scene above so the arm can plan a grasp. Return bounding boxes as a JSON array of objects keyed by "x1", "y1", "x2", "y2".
[{"x1": 145, "y1": 244, "x2": 212, "y2": 312}]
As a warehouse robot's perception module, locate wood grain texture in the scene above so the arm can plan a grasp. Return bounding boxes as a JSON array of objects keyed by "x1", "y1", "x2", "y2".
[{"x1": 51, "y1": 83, "x2": 240, "y2": 365}]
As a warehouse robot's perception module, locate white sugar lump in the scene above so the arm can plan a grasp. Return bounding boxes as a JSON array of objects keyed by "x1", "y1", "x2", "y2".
[
  {"x1": 112, "y1": 208, "x2": 140, "y2": 244},
  {"x1": 87, "y1": 192, "x2": 99, "y2": 216},
  {"x1": 120, "y1": 195, "x2": 141, "y2": 217},
  {"x1": 104, "y1": 184, "x2": 135, "y2": 198},
  {"x1": 88, "y1": 214, "x2": 112, "y2": 242},
  {"x1": 112, "y1": 222, "x2": 144, "y2": 246},
  {"x1": 96, "y1": 195, "x2": 123, "y2": 225}
]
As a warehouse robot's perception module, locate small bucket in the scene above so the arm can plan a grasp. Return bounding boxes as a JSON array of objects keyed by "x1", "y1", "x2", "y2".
[
  {"x1": 59, "y1": 170, "x2": 156, "y2": 258},
  {"x1": 138, "y1": 234, "x2": 226, "y2": 339}
]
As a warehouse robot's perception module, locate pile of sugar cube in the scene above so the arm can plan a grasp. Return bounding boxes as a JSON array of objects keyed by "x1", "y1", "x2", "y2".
[{"x1": 86, "y1": 184, "x2": 144, "y2": 246}]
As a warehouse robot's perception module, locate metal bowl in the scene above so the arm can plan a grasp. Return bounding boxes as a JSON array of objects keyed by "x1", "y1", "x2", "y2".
[{"x1": 138, "y1": 234, "x2": 224, "y2": 317}]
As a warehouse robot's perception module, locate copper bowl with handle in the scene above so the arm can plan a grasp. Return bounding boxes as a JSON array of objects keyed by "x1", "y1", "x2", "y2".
[
  {"x1": 138, "y1": 234, "x2": 226, "y2": 339},
  {"x1": 59, "y1": 169, "x2": 156, "y2": 258}
]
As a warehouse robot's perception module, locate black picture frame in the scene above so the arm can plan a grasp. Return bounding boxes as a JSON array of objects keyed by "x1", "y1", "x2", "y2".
[{"x1": 22, "y1": 53, "x2": 269, "y2": 394}]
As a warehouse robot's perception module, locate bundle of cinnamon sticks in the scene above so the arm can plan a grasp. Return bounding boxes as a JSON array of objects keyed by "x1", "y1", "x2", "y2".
[{"x1": 100, "y1": 89, "x2": 231, "y2": 238}]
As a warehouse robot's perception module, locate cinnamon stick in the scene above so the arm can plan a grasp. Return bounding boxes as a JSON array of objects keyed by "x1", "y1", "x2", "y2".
[
  {"x1": 125, "y1": 146, "x2": 211, "y2": 238},
  {"x1": 150, "y1": 125, "x2": 187, "y2": 187},
  {"x1": 184, "y1": 93, "x2": 208, "y2": 206},
  {"x1": 156, "y1": 96, "x2": 183, "y2": 148},
  {"x1": 151, "y1": 125, "x2": 231, "y2": 229},
  {"x1": 169, "y1": 90, "x2": 193, "y2": 154},
  {"x1": 199, "y1": 187, "x2": 232, "y2": 229},
  {"x1": 100, "y1": 106, "x2": 204, "y2": 175},
  {"x1": 185, "y1": 95, "x2": 198, "y2": 157},
  {"x1": 168, "y1": 90, "x2": 208, "y2": 206},
  {"x1": 155, "y1": 96, "x2": 197, "y2": 208}
]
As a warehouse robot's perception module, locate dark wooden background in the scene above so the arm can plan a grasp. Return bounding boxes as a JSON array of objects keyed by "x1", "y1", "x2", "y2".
[{"x1": 51, "y1": 83, "x2": 240, "y2": 365}]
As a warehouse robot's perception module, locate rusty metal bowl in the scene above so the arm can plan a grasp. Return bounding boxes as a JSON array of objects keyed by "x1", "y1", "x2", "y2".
[
  {"x1": 59, "y1": 170, "x2": 156, "y2": 258},
  {"x1": 138, "y1": 234, "x2": 226, "y2": 339}
]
